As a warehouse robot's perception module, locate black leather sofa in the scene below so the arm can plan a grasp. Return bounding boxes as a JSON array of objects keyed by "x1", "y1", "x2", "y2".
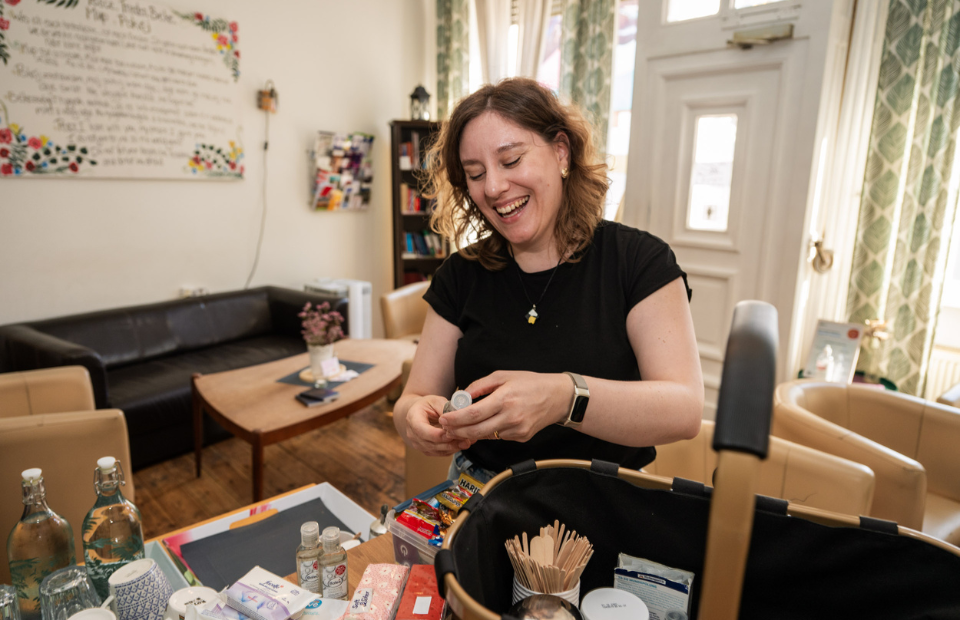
[{"x1": 0, "y1": 287, "x2": 348, "y2": 469}]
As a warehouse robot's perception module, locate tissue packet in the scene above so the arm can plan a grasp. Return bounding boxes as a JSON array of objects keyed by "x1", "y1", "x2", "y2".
[
  {"x1": 614, "y1": 554, "x2": 694, "y2": 620},
  {"x1": 339, "y1": 564, "x2": 409, "y2": 620},
  {"x1": 225, "y1": 566, "x2": 318, "y2": 620},
  {"x1": 301, "y1": 598, "x2": 350, "y2": 620}
]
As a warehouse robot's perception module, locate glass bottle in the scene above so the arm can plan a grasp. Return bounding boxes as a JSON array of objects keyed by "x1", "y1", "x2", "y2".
[
  {"x1": 81, "y1": 457, "x2": 144, "y2": 600},
  {"x1": 295, "y1": 522, "x2": 322, "y2": 594},
  {"x1": 319, "y1": 527, "x2": 348, "y2": 600},
  {"x1": 6, "y1": 468, "x2": 76, "y2": 620}
]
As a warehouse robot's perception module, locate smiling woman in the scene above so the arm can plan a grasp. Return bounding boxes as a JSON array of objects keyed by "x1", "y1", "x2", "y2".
[{"x1": 393, "y1": 78, "x2": 704, "y2": 482}]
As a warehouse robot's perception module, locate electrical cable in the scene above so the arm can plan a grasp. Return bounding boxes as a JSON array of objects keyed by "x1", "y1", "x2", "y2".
[{"x1": 244, "y1": 108, "x2": 269, "y2": 289}]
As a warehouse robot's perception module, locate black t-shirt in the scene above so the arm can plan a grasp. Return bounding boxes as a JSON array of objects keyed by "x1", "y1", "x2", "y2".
[{"x1": 423, "y1": 221, "x2": 690, "y2": 473}]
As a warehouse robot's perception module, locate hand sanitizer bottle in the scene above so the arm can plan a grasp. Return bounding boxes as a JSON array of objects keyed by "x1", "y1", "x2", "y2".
[
  {"x1": 319, "y1": 527, "x2": 348, "y2": 600},
  {"x1": 296, "y1": 522, "x2": 322, "y2": 594}
]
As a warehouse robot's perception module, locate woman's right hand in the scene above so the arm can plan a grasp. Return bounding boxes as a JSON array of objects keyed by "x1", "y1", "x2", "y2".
[{"x1": 403, "y1": 395, "x2": 469, "y2": 456}]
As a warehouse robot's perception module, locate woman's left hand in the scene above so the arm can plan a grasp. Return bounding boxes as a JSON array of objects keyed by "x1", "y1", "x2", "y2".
[{"x1": 439, "y1": 371, "x2": 571, "y2": 442}]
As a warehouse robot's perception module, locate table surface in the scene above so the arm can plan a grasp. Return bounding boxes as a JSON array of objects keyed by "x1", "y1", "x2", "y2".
[
  {"x1": 151, "y1": 484, "x2": 399, "y2": 598},
  {"x1": 193, "y1": 338, "x2": 416, "y2": 436}
]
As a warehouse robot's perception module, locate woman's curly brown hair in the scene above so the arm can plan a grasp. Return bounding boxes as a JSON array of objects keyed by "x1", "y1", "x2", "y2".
[{"x1": 424, "y1": 78, "x2": 608, "y2": 271}]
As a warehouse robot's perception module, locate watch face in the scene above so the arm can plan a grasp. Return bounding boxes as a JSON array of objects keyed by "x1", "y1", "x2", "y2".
[{"x1": 570, "y1": 394, "x2": 588, "y2": 423}]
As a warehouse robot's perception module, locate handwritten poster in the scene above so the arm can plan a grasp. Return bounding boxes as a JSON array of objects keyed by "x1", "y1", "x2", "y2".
[{"x1": 0, "y1": 0, "x2": 243, "y2": 179}]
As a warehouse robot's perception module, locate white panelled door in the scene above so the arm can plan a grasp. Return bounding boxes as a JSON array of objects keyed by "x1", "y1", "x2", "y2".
[{"x1": 623, "y1": 1, "x2": 853, "y2": 418}]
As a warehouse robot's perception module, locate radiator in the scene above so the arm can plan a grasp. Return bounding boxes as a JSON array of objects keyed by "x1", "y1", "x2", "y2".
[{"x1": 924, "y1": 345, "x2": 960, "y2": 400}]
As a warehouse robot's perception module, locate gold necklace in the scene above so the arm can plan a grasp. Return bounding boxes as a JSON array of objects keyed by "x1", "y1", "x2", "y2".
[{"x1": 515, "y1": 256, "x2": 563, "y2": 325}]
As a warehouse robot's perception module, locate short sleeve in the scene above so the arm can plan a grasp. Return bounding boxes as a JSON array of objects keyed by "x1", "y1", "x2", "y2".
[
  {"x1": 623, "y1": 229, "x2": 691, "y2": 311},
  {"x1": 423, "y1": 254, "x2": 462, "y2": 327}
]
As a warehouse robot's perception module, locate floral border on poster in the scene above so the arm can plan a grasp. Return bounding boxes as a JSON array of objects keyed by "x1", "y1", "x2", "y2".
[
  {"x1": 1, "y1": 0, "x2": 81, "y2": 66},
  {"x1": 174, "y1": 11, "x2": 240, "y2": 81},
  {"x1": 186, "y1": 140, "x2": 243, "y2": 178},
  {"x1": 0, "y1": 102, "x2": 97, "y2": 176}
]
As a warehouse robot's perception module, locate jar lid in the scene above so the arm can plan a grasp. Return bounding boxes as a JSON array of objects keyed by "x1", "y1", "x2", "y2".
[
  {"x1": 97, "y1": 456, "x2": 117, "y2": 471},
  {"x1": 21, "y1": 468, "x2": 42, "y2": 481},
  {"x1": 580, "y1": 588, "x2": 648, "y2": 620}
]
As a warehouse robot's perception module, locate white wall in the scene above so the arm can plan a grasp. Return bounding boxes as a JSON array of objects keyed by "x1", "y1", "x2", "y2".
[{"x1": 0, "y1": 0, "x2": 432, "y2": 336}]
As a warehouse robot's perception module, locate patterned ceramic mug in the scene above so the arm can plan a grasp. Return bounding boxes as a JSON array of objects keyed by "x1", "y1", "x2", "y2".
[{"x1": 102, "y1": 560, "x2": 173, "y2": 620}]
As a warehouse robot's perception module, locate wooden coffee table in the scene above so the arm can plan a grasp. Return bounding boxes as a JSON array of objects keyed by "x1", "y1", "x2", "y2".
[{"x1": 192, "y1": 338, "x2": 417, "y2": 500}]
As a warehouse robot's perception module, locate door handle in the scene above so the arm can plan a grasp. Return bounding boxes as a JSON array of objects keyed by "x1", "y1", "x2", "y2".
[{"x1": 811, "y1": 238, "x2": 834, "y2": 273}]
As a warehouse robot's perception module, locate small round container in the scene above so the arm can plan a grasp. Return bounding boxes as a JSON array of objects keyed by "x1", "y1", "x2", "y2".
[
  {"x1": 512, "y1": 574, "x2": 580, "y2": 607},
  {"x1": 580, "y1": 588, "x2": 648, "y2": 620}
]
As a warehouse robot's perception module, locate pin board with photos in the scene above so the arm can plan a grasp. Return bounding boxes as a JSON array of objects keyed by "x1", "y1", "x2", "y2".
[
  {"x1": 0, "y1": 0, "x2": 243, "y2": 180},
  {"x1": 311, "y1": 131, "x2": 374, "y2": 211}
]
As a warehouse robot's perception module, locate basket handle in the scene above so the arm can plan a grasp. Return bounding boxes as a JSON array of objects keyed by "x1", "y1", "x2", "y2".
[{"x1": 711, "y1": 300, "x2": 779, "y2": 458}]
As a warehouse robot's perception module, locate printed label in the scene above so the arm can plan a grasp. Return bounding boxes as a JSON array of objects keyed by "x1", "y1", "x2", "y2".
[
  {"x1": 299, "y1": 559, "x2": 319, "y2": 593},
  {"x1": 322, "y1": 562, "x2": 348, "y2": 599},
  {"x1": 349, "y1": 588, "x2": 373, "y2": 613},
  {"x1": 413, "y1": 596, "x2": 432, "y2": 615}
]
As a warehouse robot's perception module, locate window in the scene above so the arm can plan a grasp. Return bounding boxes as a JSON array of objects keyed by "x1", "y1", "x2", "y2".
[
  {"x1": 666, "y1": 0, "x2": 720, "y2": 23},
  {"x1": 686, "y1": 114, "x2": 738, "y2": 232},
  {"x1": 536, "y1": 13, "x2": 563, "y2": 91},
  {"x1": 603, "y1": 0, "x2": 639, "y2": 220}
]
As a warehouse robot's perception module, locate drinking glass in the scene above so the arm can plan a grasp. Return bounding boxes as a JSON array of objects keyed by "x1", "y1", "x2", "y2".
[
  {"x1": 39, "y1": 568, "x2": 101, "y2": 620},
  {"x1": 0, "y1": 585, "x2": 22, "y2": 620}
]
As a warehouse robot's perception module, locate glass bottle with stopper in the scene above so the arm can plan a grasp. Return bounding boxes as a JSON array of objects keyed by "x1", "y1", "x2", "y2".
[
  {"x1": 6, "y1": 468, "x2": 76, "y2": 620},
  {"x1": 82, "y1": 456, "x2": 144, "y2": 600}
]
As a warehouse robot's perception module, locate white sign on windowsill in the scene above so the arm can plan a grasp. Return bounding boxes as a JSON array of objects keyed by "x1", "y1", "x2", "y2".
[{"x1": 801, "y1": 320, "x2": 863, "y2": 383}]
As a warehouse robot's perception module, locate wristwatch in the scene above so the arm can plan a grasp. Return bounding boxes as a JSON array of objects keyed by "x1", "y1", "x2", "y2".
[{"x1": 560, "y1": 372, "x2": 590, "y2": 428}]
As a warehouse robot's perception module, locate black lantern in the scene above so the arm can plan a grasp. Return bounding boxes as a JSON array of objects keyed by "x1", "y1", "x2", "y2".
[{"x1": 410, "y1": 85, "x2": 431, "y2": 121}]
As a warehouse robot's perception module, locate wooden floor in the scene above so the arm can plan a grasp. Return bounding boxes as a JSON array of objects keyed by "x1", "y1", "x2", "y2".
[{"x1": 133, "y1": 399, "x2": 405, "y2": 539}]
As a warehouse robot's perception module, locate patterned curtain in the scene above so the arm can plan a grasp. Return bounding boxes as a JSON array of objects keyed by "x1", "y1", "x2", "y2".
[
  {"x1": 847, "y1": 0, "x2": 960, "y2": 395},
  {"x1": 558, "y1": 0, "x2": 617, "y2": 154},
  {"x1": 437, "y1": 0, "x2": 470, "y2": 121}
]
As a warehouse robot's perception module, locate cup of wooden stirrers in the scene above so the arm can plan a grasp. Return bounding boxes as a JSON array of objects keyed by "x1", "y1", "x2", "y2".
[{"x1": 505, "y1": 520, "x2": 593, "y2": 606}]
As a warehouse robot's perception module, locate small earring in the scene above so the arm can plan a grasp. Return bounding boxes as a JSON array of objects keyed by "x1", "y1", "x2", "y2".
[{"x1": 560, "y1": 167, "x2": 569, "y2": 179}]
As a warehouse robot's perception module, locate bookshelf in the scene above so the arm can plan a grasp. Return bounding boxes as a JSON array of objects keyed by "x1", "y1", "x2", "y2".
[{"x1": 389, "y1": 120, "x2": 446, "y2": 289}]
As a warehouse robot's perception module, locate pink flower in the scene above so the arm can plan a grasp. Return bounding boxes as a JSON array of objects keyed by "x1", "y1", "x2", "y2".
[
  {"x1": 28, "y1": 137, "x2": 41, "y2": 149},
  {"x1": 5, "y1": 0, "x2": 21, "y2": 6},
  {"x1": 240, "y1": 165, "x2": 245, "y2": 175},
  {"x1": 0, "y1": 129, "x2": 11, "y2": 144},
  {"x1": 1, "y1": 163, "x2": 12, "y2": 175},
  {"x1": 234, "y1": 50, "x2": 240, "y2": 58},
  {"x1": 299, "y1": 302, "x2": 345, "y2": 346},
  {"x1": 0, "y1": 18, "x2": 9, "y2": 31},
  {"x1": 217, "y1": 34, "x2": 227, "y2": 45},
  {"x1": 204, "y1": 161, "x2": 212, "y2": 169},
  {"x1": 231, "y1": 34, "x2": 237, "y2": 43},
  {"x1": 229, "y1": 21, "x2": 238, "y2": 32},
  {"x1": 229, "y1": 162, "x2": 236, "y2": 170}
]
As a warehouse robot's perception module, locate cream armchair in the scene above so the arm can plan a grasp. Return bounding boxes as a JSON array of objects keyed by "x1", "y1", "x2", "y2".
[
  {"x1": 381, "y1": 281, "x2": 430, "y2": 402},
  {"x1": 644, "y1": 419, "x2": 876, "y2": 517},
  {"x1": 773, "y1": 379, "x2": 960, "y2": 544},
  {"x1": 0, "y1": 366, "x2": 133, "y2": 584}
]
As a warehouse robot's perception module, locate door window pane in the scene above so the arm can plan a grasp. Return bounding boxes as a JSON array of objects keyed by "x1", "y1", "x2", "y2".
[
  {"x1": 734, "y1": 0, "x2": 783, "y2": 8},
  {"x1": 687, "y1": 114, "x2": 737, "y2": 232},
  {"x1": 666, "y1": 0, "x2": 720, "y2": 23}
]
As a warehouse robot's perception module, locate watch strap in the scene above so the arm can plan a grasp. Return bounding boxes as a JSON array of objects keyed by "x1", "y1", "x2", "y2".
[{"x1": 561, "y1": 372, "x2": 589, "y2": 428}]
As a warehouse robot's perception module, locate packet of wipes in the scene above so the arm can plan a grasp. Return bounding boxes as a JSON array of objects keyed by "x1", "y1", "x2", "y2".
[{"x1": 225, "y1": 566, "x2": 318, "y2": 620}]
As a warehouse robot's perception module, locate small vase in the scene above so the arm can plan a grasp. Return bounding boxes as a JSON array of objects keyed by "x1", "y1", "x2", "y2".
[{"x1": 308, "y1": 344, "x2": 335, "y2": 379}]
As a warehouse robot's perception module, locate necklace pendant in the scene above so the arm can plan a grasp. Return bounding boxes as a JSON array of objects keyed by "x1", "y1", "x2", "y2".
[{"x1": 526, "y1": 307, "x2": 538, "y2": 325}]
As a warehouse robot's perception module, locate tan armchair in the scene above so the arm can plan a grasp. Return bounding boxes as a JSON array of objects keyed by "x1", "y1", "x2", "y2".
[
  {"x1": 380, "y1": 280, "x2": 430, "y2": 341},
  {"x1": 644, "y1": 420, "x2": 875, "y2": 517},
  {"x1": 0, "y1": 366, "x2": 133, "y2": 583},
  {"x1": 773, "y1": 379, "x2": 960, "y2": 544},
  {"x1": 381, "y1": 281, "x2": 430, "y2": 402}
]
